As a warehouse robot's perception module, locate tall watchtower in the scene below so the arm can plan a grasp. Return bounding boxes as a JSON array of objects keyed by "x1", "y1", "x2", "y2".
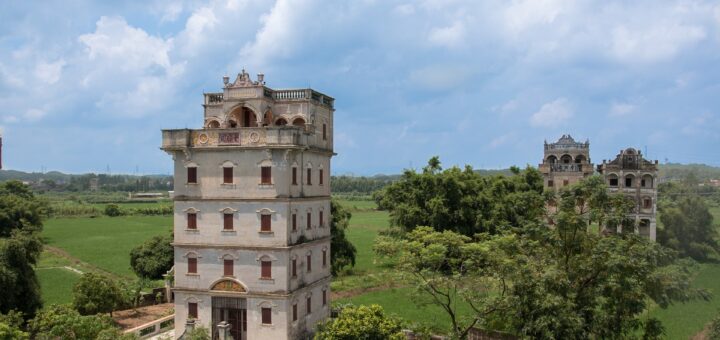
[
  {"x1": 539, "y1": 135, "x2": 593, "y2": 190},
  {"x1": 161, "y1": 70, "x2": 334, "y2": 339},
  {"x1": 597, "y1": 148, "x2": 658, "y2": 240}
]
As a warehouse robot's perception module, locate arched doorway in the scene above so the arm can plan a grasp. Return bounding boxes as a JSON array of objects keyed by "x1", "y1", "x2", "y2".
[
  {"x1": 292, "y1": 117, "x2": 305, "y2": 127},
  {"x1": 275, "y1": 118, "x2": 288, "y2": 126}
]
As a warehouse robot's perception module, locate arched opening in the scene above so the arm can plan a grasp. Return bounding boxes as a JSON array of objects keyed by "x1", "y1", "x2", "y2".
[
  {"x1": 228, "y1": 119, "x2": 238, "y2": 128},
  {"x1": 607, "y1": 173, "x2": 619, "y2": 187},
  {"x1": 275, "y1": 118, "x2": 288, "y2": 126},
  {"x1": 641, "y1": 174, "x2": 653, "y2": 188},
  {"x1": 546, "y1": 155, "x2": 557, "y2": 164},
  {"x1": 574, "y1": 155, "x2": 586, "y2": 164},
  {"x1": 228, "y1": 106, "x2": 258, "y2": 128},
  {"x1": 292, "y1": 117, "x2": 306, "y2": 127},
  {"x1": 242, "y1": 108, "x2": 257, "y2": 127},
  {"x1": 263, "y1": 110, "x2": 273, "y2": 126},
  {"x1": 560, "y1": 154, "x2": 573, "y2": 164},
  {"x1": 206, "y1": 120, "x2": 221, "y2": 129},
  {"x1": 624, "y1": 174, "x2": 635, "y2": 188}
]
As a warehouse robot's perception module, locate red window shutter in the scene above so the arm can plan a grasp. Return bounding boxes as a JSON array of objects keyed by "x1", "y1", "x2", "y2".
[
  {"x1": 307, "y1": 255, "x2": 312, "y2": 272},
  {"x1": 306, "y1": 297, "x2": 312, "y2": 314},
  {"x1": 223, "y1": 167, "x2": 233, "y2": 184},
  {"x1": 261, "y1": 261, "x2": 271, "y2": 278},
  {"x1": 224, "y1": 259, "x2": 233, "y2": 276},
  {"x1": 261, "y1": 166, "x2": 271, "y2": 184},
  {"x1": 307, "y1": 213, "x2": 311, "y2": 230},
  {"x1": 322, "y1": 249, "x2": 327, "y2": 267},
  {"x1": 323, "y1": 290, "x2": 327, "y2": 306},
  {"x1": 224, "y1": 213, "x2": 233, "y2": 230},
  {"x1": 188, "y1": 258, "x2": 197, "y2": 274},
  {"x1": 323, "y1": 124, "x2": 327, "y2": 140},
  {"x1": 261, "y1": 214, "x2": 271, "y2": 232},
  {"x1": 319, "y1": 169, "x2": 323, "y2": 185},
  {"x1": 242, "y1": 310, "x2": 247, "y2": 330},
  {"x1": 319, "y1": 211, "x2": 324, "y2": 227},
  {"x1": 292, "y1": 214, "x2": 297, "y2": 231},
  {"x1": 292, "y1": 168, "x2": 297, "y2": 185},
  {"x1": 292, "y1": 259, "x2": 297, "y2": 277},
  {"x1": 189, "y1": 302, "x2": 198, "y2": 319},
  {"x1": 187, "y1": 167, "x2": 197, "y2": 184},
  {"x1": 307, "y1": 168, "x2": 312, "y2": 185},
  {"x1": 261, "y1": 307, "x2": 272, "y2": 324},
  {"x1": 187, "y1": 213, "x2": 197, "y2": 229},
  {"x1": 293, "y1": 304, "x2": 297, "y2": 321}
]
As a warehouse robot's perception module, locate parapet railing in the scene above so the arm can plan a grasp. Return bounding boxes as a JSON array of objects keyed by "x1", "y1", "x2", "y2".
[
  {"x1": 550, "y1": 164, "x2": 584, "y2": 172},
  {"x1": 124, "y1": 314, "x2": 175, "y2": 339},
  {"x1": 161, "y1": 127, "x2": 330, "y2": 151},
  {"x1": 203, "y1": 88, "x2": 334, "y2": 108}
]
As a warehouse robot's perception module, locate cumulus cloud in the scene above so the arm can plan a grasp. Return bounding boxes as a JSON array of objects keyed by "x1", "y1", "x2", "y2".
[
  {"x1": 530, "y1": 98, "x2": 573, "y2": 127},
  {"x1": 609, "y1": 102, "x2": 635, "y2": 117},
  {"x1": 609, "y1": 24, "x2": 706, "y2": 63},
  {"x1": 34, "y1": 59, "x2": 65, "y2": 84},
  {"x1": 78, "y1": 16, "x2": 174, "y2": 72},
  {"x1": 428, "y1": 21, "x2": 465, "y2": 48}
]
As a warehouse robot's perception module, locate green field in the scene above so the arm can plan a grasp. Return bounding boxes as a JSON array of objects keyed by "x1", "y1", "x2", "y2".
[
  {"x1": 42, "y1": 216, "x2": 171, "y2": 277},
  {"x1": 36, "y1": 268, "x2": 81, "y2": 305}
]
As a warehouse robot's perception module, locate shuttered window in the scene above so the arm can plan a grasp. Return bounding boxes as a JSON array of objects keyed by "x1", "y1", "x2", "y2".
[
  {"x1": 292, "y1": 214, "x2": 297, "y2": 231},
  {"x1": 188, "y1": 257, "x2": 197, "y2": 274},
  {"x1": 307, "y1": 168, "x2": 312, "y2": 185},
  {"x1": 322, "y1": 123, "x2": 327, "y2": 140},
  {"x1": 292, "y1": 167, "x2": 297, "y2": 185},
  {"x1": 293, "y1": 303, "x2": 297, "y2": 321},
  {"x1": 261, "y1": 166, "x2": 272, "y2": 184},
  {"x1": 223, "y1": 213, "x2": 233, "y2": 230},
  {"x1": 261, "y1": 214, "x2": 271, "y2": 232},
  {"x1": 322, "y1": 249, "x2": 327, "y2": 267},
  {"x1": 323, "y1": 290, "x2": 327, "y2": 306},
  {"x1": 187, "y1": 213, "x2": 197, "y2": 229},
  {"x1": 307, "y1": 254, "x2": 312, "y2": 272},
  {"x1": 261, "y1": 307, "x2": 272, "y2": 324},
  {"x1": 187, "y1": 167, "x2": 197, "y2": 184},
  {"x1": 292, "y1": 259, "x2": 297, "y2": 277},
  {"x1": 319, "y1": 169, "x2": 324, "y2": 185},
  {"x1": 261, "y1": 261, "x2": 271, "y2": 278},
  {"x1": 306, "y1": 297, "x2": 312, "y2": 314},
  {"x1": 224, "y1": 259, "x2": 233, "y2": 276},
  {"x1": 319, "y1": 211, "x2": 324, "y2": 227},
  {"x1": 307, "y1": 212, "x2": 311, "y2": 230},
  {"x1": 223, "y1": 167, "x2": 233, "y2": 184},
  {"x1": 189, "y1": 302, "x2": 198, "y2": 319}
]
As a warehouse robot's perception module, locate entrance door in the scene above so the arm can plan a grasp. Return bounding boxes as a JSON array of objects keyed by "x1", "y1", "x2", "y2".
[{"x1": 212, "y1": 297, "x2": 247, "y2": 340}]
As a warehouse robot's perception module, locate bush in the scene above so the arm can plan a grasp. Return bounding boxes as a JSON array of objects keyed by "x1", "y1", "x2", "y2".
[
  {"x1": 72, "y1": 273, "x2": 124, "y2": 315},
  {"x1": 28, "y1": 304, "x2": 118, "y2": 339},
  {"x1": 130, "y1": 233, "x2": 174, "y2": 279},
  {"x1": 104, "y1": 204, "x2": 124, "y2": 217},
  {"x1": 315, "y1": 304, "x2": 405, "y2": 340},
  {"x1": 186, "y1": 325, "x2": 211, "y2": 340},
  {"x1": 709, "y1": 314, "x2": 720, "y2": 340}
]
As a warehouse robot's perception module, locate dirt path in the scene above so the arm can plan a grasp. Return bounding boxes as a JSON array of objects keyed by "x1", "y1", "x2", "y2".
[
  {"x1": 43, "y1": 245, "x2": 122, "y2": 279},
  {"x1": 331, "y1": 282, "x2": 405, "y2": 300}
]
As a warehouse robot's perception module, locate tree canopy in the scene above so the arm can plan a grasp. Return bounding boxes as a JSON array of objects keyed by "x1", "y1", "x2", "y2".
[
  {"x1": 129, "y1": 233, "x2": 174, "y2": 279},
  {"x1": 330, "y1": 200, "x2": 357, "y2": 275},
  {"x1": 28, "y1": 304, "x2": 128, "y2": 339},
  {"x1": 658, "y1": 195, "x2": 720, "y2": 261},
  {"x1": 72, "y1": 273, "x2": 124, "y2": 316},
  {"x1": 315, "y1": 304, "x2": 405, "y2": 340}
]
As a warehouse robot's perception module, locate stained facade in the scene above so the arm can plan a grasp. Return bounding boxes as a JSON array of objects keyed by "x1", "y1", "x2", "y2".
[
  {"x1": 597, "y1": 148, "x2": 658, "y2": 240},
  {"x1": 161, "y1": 70, "x2": 333, "y2": 339},
  {"x1": 539, "y1": 135, "x2": 594, "y2": 190}
]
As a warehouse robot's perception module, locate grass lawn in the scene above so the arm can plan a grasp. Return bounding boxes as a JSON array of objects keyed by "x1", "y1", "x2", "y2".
[
  {"x1": 42, "y1": 215, "x2": 171, "y2": 277},
  {"x1": 334, "y1": 286, "x2": 473, "y2": 334},
  {"x1": 36, "y1": 267, "x2": 81, "y2": 306},
  {"x1": 335, "y1": 199, "x2": 378, "y2": 211}
]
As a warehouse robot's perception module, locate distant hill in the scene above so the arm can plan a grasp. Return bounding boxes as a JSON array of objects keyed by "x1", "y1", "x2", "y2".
[{"x1": 658, "y1": 163, "x2": 720, "y2": 182}]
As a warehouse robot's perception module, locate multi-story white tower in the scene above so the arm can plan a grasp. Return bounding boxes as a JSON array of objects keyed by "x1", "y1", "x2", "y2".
[{"x1": 162, "y1": 70, "x2": 334, "y2": 339}]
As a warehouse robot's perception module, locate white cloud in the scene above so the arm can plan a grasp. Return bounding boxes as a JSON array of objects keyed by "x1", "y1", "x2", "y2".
[
  {"x1": 504, "y1": 0, "x2": 568, "y2": 35},
  {"x1": 493, "y1": 99, "x2": 519, "y2": 116},
  {"x1": 182, "y1": 6, "x2": 218, "y2": 53},
  {"x1": 609, "y1": 102, "x2": 635, "y2": 117},
  {"x1": 160, "y1": 2, "x2": 184, "y2": 22},
  {"x1": 34, "y1": 59, "x2": 66, "y2": 85},
  {"x1": 609, "y1": 24, "x2": 705, "y2": 63},
  {"x1": 25, "y1": 109, "x2": 46, "y2": 121},
  {"x1": 394, "y1": 4, "x2": 415, "y2": 15},
  {"x1": 428, "y1": 21, "x2": 465, "y2": 48},
  {"x1": 489, "y1": 132, "x2": 514, "y2": 148},
  {"x1": 530, "y1": 98, "x2": 573, "y2": 127},
  {"x1": 78, "y1": 16, "x2": 174, "y2": 72}
]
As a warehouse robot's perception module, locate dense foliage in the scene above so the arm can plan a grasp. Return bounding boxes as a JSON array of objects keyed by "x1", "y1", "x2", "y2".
[
  {"x1": 129, "y1": 233, "x2": 174, "y2": 279},
  {"x1": 658, "y1": 195, "x2": 719, "y2": 261},
  {"x1": 0, "y1": 181, "x2": 45, "y2": 320},
  {"x1": 330, "y1": 200, "x2": 357, "y2": 275},
  {"x1": 331, "y1": 175, "x2": 397, "y2": 194},
  {"x1": 375, "y1": 161, "x2": 706, "y2": 339},
  {"x1": 72, "y1": 273, "x2": 124, "y2": 316},
  {"x1": 28, "y1": 304, "x2": 126, "y2": 339},
  {"x1": 0, "y1": 311, "x2": 28, "y2": 339},
  {"x1": 315, "y1": 304, "x2": 405, "y2": 340}
]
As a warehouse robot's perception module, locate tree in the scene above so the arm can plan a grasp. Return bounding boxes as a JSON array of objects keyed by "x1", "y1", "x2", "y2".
[
  {"x1": 0, "y1": 310, "x2": 27, "y2": 340},
  {"x1": 658, "y1": 195, "x2": 720, "y2": 261},
  {"x1": 330, "y1": 200, "x2": 356, "y2": 275},
  {"x1": 28, "y1": 304, "x2": 120, "y2": 339},
  {"x1": 72, "y1": 273, "x2": 123, "y2": 316},
  {"x1": 104, "y1": 204, "x2": 123, "y2": 217},
  {"x1": 130, "y1": 233, "x2": 174, "y2": 279},
  {"x1": 315, "y1": 304, "x2": 405, "y2": 340},
  {"x1": 0, "y1": 181, "x2": 45, "y2": 320},
  {"x1": 374, "y1": 157, "x2": 545, "y2": 236},
  {"x1": 185, "y1": 325, "x2": 211, "y2": 340}
]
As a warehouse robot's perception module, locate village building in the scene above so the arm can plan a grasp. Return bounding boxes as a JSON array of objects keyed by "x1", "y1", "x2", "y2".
[
  {"x1": 539, "y1": 135, "x2": 594, "y2": 190},
  {"x1": 597, "y1": 148, "x2": 658, "y2": 240},
  {"x1": 161, "y1": 70, "x2": 334, "y2": 339}
]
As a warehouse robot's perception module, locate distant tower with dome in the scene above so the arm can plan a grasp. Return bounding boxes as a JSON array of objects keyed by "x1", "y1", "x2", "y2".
[{"x1": 539, "y1": 135, "x2": 594, "y2": 190}]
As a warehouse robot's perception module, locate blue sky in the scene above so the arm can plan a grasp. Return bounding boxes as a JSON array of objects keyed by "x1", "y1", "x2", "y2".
[{"x1": 1, "y1": 0, "x2": 719, "y2": 175}]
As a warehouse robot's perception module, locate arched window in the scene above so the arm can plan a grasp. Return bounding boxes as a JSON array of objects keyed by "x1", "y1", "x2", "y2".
[
  {"x1": 206, "y1": 120, "x2": 221, "y2": 128},
  {"x1": 624, "y1": 174, "x2": 635, "y2": 188},
  {"x1": 575, "y1": 155, "x2": 586, "y2": 164},
  {"x1": 292, "y1": 117, "x2": 306, "y2": 126},
  {"x1": 641, "y1": 174, "x2": 653, "y2": 188},
  {"x1": 560, "y1": 154, "x2": 573, "y2": 164},
  {"x1": 275, "y1": 118, "x2": 288, "y2": 126},
  {"x1": 546, "y1": 155, "x2": 557, "y2": 164},
  {"x1": 607, "y1": 174, "x2": 619, "y2": 187}
]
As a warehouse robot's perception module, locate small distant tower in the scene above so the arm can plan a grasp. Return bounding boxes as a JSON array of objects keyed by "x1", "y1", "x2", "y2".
[
  {"x1": 597, "y1": 148, "x2": 658, "y2": 240},
  {"x1": 539, "y1": 135, "x2": 593, "y2": 190}
]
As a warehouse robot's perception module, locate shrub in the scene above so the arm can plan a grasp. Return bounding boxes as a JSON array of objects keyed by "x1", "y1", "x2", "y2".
[
  {"x1": 315, "y1": 304, "x2": 405, "y2": 340},
  {"x1": 104, "y1": 204, "x2": 123, "y2": 217},
  {"x1": 72, "y1": 273, "x2": 123, "y2": 315},
  {"x1": 130, "y1": 233, "x2": 174, "y2": 279}
]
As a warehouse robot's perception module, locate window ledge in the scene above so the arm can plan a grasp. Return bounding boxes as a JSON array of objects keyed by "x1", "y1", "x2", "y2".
[
  {"x1": 258, "y1": 183, "x2": 274, "y2": 188},
  {"x1": 259, "y1": 278, "x2": 275, "y2": 283},
  {"x1": 185, "y1": 183, "x2": 198, "y2": 186},
  {"x1": 258, "y1": 231, "x2": 274, "y2": 235},
  {"x1": 221, "y1": 183, "x2": 236, "y2": 188},
  {"x1": 186, "y1": 273, "x2": 200, "y2": 277},
  {"x1": 221, "y1": 230, "x2": 237, "y2": 234},
  {"x1": 185, "y1": 229, "x2": 199, "y2": 233}
]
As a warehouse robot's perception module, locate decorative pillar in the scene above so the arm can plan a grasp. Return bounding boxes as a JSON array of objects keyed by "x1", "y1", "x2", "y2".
[{"x1": 217, "y1": 321, "x2": 231, "y2": 340}]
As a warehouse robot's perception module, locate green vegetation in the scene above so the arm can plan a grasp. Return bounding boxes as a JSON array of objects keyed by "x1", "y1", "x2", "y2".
[
  {"x1": 43, "y1": 216, "x2": 171, "y2": 277},
  {"x1": 72, "y1": 273, "x2": 124, "y2": 315},
  {"x1": 129, "y1": 233, "x2": 174, "y2": 279},
  {"x1": 36, "y1": 268, "x2": 80, "y2": 305},
  {"x1": 330, "y1": 201, "x2": 356, "y2": 275},
  {"x1": 315, "y1": 304, "x2": 405, "y2": 340}
]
